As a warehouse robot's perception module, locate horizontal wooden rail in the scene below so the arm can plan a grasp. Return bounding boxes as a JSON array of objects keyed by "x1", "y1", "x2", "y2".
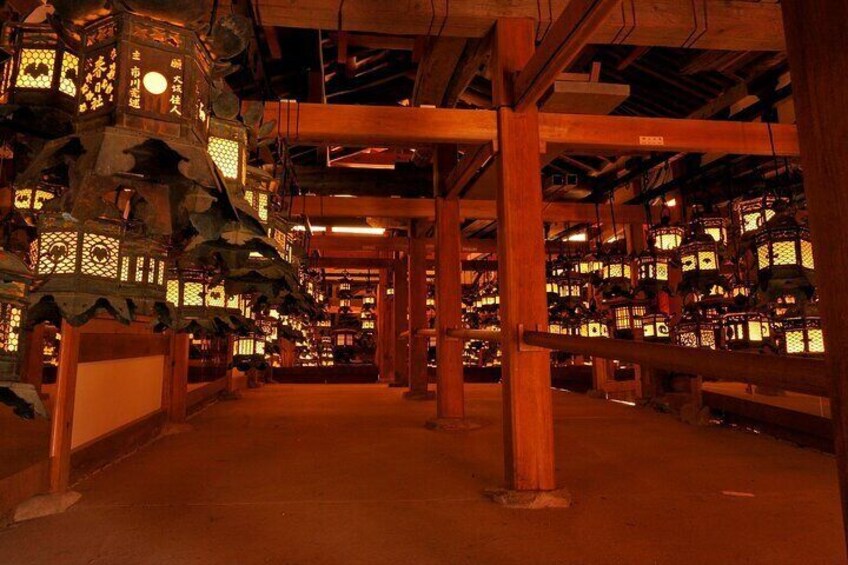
[
  {"x1": 446, "y1": 328, "x2": 503, "y2": 343},
  {"x1": 415, "y1": 328, "x2": 437, "y2": 338},
  {"x1": 398, "y1": 330, "x2": 410, "y2": 339},
  {"x1": 522, "y1": 331, "x2": 827, "y2": 397}
]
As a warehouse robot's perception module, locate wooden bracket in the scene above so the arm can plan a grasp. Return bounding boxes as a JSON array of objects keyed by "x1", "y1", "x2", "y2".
[{"x1": 518, "y1": 324, "x2": 548, "y2": 352}]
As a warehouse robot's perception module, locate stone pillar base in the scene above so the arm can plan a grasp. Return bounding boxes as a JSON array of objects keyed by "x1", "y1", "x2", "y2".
[
  {"x1": 425, "y1": 417, "x2": 486, "y2": 431},
  {"x1": 14, "y1": 491, "x2": 81, "y2": 523},
  {"x1": 484, "y1": 488, "x2": 572, "y2": 509}
]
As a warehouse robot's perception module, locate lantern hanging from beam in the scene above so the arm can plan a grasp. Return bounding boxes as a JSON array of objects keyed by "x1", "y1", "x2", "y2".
[
  {"x1": 648, "y1": 224, "x2": 684, "y2": 252},
  {"x1": 721, "y1": 311, "x2": 772, "y2": 351},
  {"x1": 735, "y1": 194, "x2": 785, "y2": 237},
  {"x1": 165, "y1": 265, "x2": 240, "y2": 332},
  {"x1": 782, "y1": 315, "x2": 824, "y2": 357},
  {"x1": 691, "y1": 214, "x2": 728, "y2": 246},
  {"x1": 0, "y1": 249, "x2": 31, "y2": 377},
  {"x1": 606, "y1": 298, "x2": 648, "y2": 339},
  {"x1": 754, "y1": 212, "x2": 815, "y2": 296},
  {"x1": 243, "y1": 167, "x2": 279, "y2": 225},
  {"x1": 579, "y1": 310, "x2": 609, "y2": 339},
  {"x1": 635, "y1": 250, "x2": 670, "y2": 293},
  {"x1": 674, "y1": 311, "x2": 719, "y2": 349},
  {"x1": 640, "y1": 311, "x2": 671, "y2": 343}
]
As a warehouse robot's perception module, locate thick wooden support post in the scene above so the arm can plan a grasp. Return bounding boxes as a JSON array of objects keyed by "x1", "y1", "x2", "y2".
[
  {"x1": 392, "y1": 257, "x2": 409, "y2": 387},
  {"x1": 407, "y1": 232, "x2": 431, "y2": 398},
  {"x1": 21, "y1": 323, "x2": 46, "y2": 389},
  {"x1": 781, "y1": 0, "x2": 848, "y2": 551},
  {"x1": 168, "y1": 333, "x2": 190, "y2": 423},
  {"x1": 224, "y1": 335, "x2": 236, "y2": 393},
  {"x1": 377, "y1": 268, "x2": 395, "y2": 382},
  {"x1": 49, "y1": 321, "x2": 80, "y2": 493},
  {"x1": 435, "y1": 146, "x2": 465, "y2": 419},
  {"x1": 493, "y1": 18, "x2": 556, "y2": 492}
]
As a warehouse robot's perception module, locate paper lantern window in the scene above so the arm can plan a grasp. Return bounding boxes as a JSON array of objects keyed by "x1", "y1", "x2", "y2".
[
  {"x1": 610, "y1": 302, "x2": 647, "y2": 332},
  {"x1": 208, "y1": 118, "x2": 247, "y2": 186},
  {"x1": 601, "y1": 256, "x2": 632, "y2": 282},
  {"x1": 650, "y1": 225, "x2": 685, "y2": 251},
  {"x1": 641, "y1": 312, "x2": 671, "y2": 342},
  {"x1": 735, "y1": 195, "x2": 783, "y2": 236},
  {"x1": 679, "y1": 240, "x2": 719, "y2": 274},
  {"x1": 637, "y1": 253, "x2": 669, "y2": 283},
  {"x1": 721, "y1": 312, "x2": 771, "y2": 349},
  {"x1": 578, "y1": 256, "x2": 603, "y2": 275},
  {"x1": 0, "y1": 250, "x2": 31, "y2": 375},
  {"x1": 557, "y1": 280, "x2": 583, "y2": 299},
  {"x1": 693, "y1": 216, "x2": 727, "y2": 245},
  {"x1": 674, "y1": 317, "x2": 718, "y2": 349},
  {"x1": 783, "y1": 316, "x2": 824, "y2": 356},
  {"x1": 386, "y1": 287, "x2": 394, "y2": 296},
  {"x1": 15, "y1": 48, "x2": 57, "y2": 90},
  {"x1": 12, "y1": 183, "x2": 62, "y2": 214},
  {"x1": 580, "y1": 318, "x2": 609, "y2": 338},
  {"x1": 755, "y1": 222, "x2": 815, "y2": 272}
]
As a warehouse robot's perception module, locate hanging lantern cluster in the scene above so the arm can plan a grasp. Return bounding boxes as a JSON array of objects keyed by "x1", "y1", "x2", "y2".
[{"x1": 0, "y1": 250, "x2": 32, "y2": 377}]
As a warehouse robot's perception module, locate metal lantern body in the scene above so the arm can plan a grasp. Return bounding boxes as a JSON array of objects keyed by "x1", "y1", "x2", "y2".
[
  {"x1": 208, "y1": 117, "x2": 248, "y2": 190},
  {"x1": 557, "y1": 273, "x2": 583, "y2": 301},
  {"x1": 4, "y1": 14, "x2": 213, "y2": 141},
  {"x1": 649, "y1": 224, "x2": 685, "y2": 252},
  {"x1": 165, "y1": 266, "x2": 240, "y2": 332},
  {"x1": 362, "y1": 292, "x2": 376, "y2": 309},
  {"x1": 692, "y1": 215, "x2": 728, "y2": 246},
  {"x1": 735, "y1": 195, "x2": 784, "y2": 236},
  {"x1": 674, "y1": 313, "x2": 719, "y2": 349},
  {"x1": 579, "y1": 313, "x2": 609, "y2": 338},
  {"x1": 607, "y1": 299, "x2": 648, "y2": 338},
  {"x1": 243, "y1": 167, "x2": 278, "y2": 225},
  {"x1": 636, "y1": 251, "x2": 670, "y2": 293},
  {"x1": 12, "y1": 181, "x2": 64, "y2": 219},
  {"x1": 782, "y1": 316, "x2": 824, "y2": 356},
  {"x1": 640, "y1": 312, "x2": 671, "y2": 343},
  {"x1": 0, "y1": 250, "x2": 32, "y2": 377},
  {"x1": 577, "y1": 254, "x2": 603, "y2": 275},
  {"x1": 678, "y1": 235, "x2": 721, "y2": 298},
  {"x1": 721, "y1": 311, "x2": 772, "y2": 350},
  {"x1": 754, "y1": 214, "x2": 815, "y2": 294},
  {"x1": 30, "y1": 213, "x2": 166, "y2": 323},
  {"x1": 233, "y1": 332, "x2": 266, "y2": 366}
]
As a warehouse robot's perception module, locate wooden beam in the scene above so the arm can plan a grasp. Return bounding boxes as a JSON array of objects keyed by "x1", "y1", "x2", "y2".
[
  {"x1": 522, "y1": 331, "x2": 827, "y2": 397},
  {"x1": 261, "y1": 102, "x2": 801, "y2": 156},
  {"x1": 445, "y1": 144, "x2": 495, "y2": 199},
  {"x1": 310, "y1": 256, "x2": 397, "y2": 269},
  {"x1": 513, "y1": 0, "x2": 620, "y2": 112},
  {"x1": 294, "y1": 165, "x2": 431, "y2": 198},
  {"x1": 412, "y1": 37, "x2": 469, "y2": 107},
  {"x1": 781, "y1": 0, "x2": 848, "y2": 551},
  {"x1": 539, "y1": 113, "x2": 800, "y2": 157},
  {"x1": 255, "y1": 0, "x2": 785, "y2": 50},
  {"x1": 291, "y1": 195, "x2": 647, "y2": 223},
  {"x1": 493, "y1": 18, "x2": 556, "y2": 492}
]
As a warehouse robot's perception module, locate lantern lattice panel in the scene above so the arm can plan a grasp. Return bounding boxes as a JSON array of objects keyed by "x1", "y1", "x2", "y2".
[
  {"x1": 208, "y1": 136, "x2": 240, "y2": 180},
  {"x1": 16, "y1": 48, "x2": 56, "y2": 89},
  {"x1": 36, "y1": 231, "x2": 78, "y2": 275},
  {"x1": 13, "y1": 186, "x2": 58, "y2": 212},
  {"x1": 0, "y1": 304, "x2": 22, "y2": 354},
  {"x1": 80, "y1": 233, "x2": 120, "y2": 279},
  {"x1": 59, "y1": 52, "x2": 79, "y2": 97}
]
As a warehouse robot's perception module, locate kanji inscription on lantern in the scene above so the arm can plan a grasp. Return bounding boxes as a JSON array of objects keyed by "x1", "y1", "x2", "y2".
[{"x1": 79, "y1": 48, "x2": 117, "y2": 114}]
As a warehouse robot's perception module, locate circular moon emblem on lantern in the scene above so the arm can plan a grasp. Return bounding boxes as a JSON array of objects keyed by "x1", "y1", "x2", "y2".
[
  {"x1": 142, "y1": 71, "x2": 169, "y2": 95},
  {"x1": 88, "y1": 243, "x2": 111, "y2": 264}
]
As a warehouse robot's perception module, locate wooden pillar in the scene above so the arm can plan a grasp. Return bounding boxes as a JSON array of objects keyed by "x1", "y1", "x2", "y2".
[
  {"x1": 20, "y1": 323, "x2": 46, "y2": 389},
  {"x1": 592, "y1": 358, "x2": 614, "y2": 393},
  {"x1": 392, "y1": 257, "x2": 409, "y2": 387},
  {"x1": 781, "y1": 0, "x2": 848, "y2": 549},
  {"x1": 169, "y1": 333, "x2": 189, "y2": 423},
  {"x1": 49, "y1": 321, "x2": 80, "y2": 493},
  {"x1": 224, "y1": 335, "x2": 236, "y2": 393},
  {"x1": 378, "y1": 267, "x2": 395, "y2": 382},
  {"x1": 407, "y1": 228, "x2": 430, "y2": 397},
  {"x1": 435, "y1": 145, "x2": 465, "y2": 419},
  {"x1": 493, "y1": 18, "x2": 556, "y2": 491}
]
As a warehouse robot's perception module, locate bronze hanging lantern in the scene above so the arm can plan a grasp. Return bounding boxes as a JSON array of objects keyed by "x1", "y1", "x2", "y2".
[
  {"x1": 782, "y1": 315, "x2": 824, "y2": 357},
  {"x1": 721, "y1": 311, "x2": 772, "y2": 351},
  {"x1": 649, "y1": 224, "x2": 684, "y2": 252},
  {"x1": 208, "y1": 117, "x2": 248, "y2": 190},
  {"x1": 606, "y1": 298, "x2": 648, "y2": 339},
  {"x1": 674, "y1": 311, "x2": 719, "y2": 349},
  {"x1": 754, "y1": 212, "x2": 815, "y2": 296},
  {"x1": 0, "y1": 249, "x2": 31, "y2": 377},
  {"x1": 735, "y1": 194, "x2": 785, "y2": 237},
  {"x1": 640, "y1": 311, "x2": 671, "y2": 343}
]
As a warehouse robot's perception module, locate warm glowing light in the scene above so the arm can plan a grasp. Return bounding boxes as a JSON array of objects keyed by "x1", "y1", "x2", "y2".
[
  {"x1": 567, "y1": 232, "x2": 588, "y2": 242},
  {"x1": 142, "y1": 71, "x2": 168, "y2": 94},
  {"x1": 330, "y1": 226, "x2": 386, "y2": 235}
]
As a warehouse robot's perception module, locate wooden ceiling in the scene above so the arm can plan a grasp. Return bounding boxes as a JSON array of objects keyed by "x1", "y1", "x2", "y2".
[{"x1": 221, "y1": 0, "x2": 797, "y2": 256}]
